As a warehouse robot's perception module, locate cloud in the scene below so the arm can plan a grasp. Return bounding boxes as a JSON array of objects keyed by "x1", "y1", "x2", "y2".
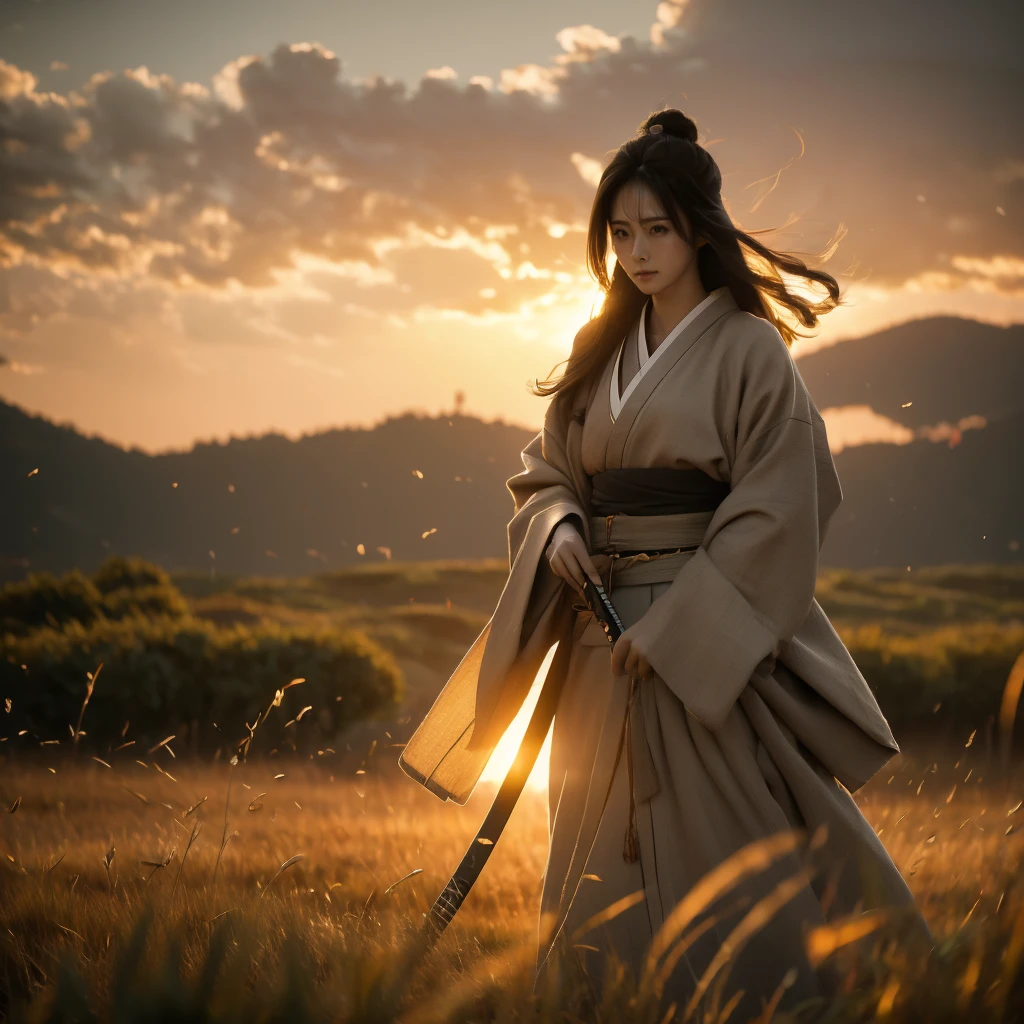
[
  {"x1": 0, "y1": 61, "x2": 38, "y2": 99},
  {"x1": 0, "y1": 348, "x2": 45, "y2": 375},
  {"x1": 651, "y1": 1, "x2": 690, "y2": 48},
  {"x1": 821, "y1": 405, "x2": 914, "y2": 453},
  {"x1": 821, "y1": 404, "x2": 990, "y2": 453},
  {"x1": 0, "y1": 0, "x2": 1020, "y2": 343},
  {"x1": 554, "y1": 25, "x2": 622, "y2": 62},
  {"x1": 949, "y1": 255, "x2": 1024, "y2": 292}
]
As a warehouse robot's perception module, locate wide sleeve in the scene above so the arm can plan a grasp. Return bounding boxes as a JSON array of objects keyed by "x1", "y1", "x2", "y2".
[
  {"x1": 506, "y1": 409, "x2": 590, "y2": 567},
  {"x1": 626, "y1": 318, "x2": 843, "y2": 731},
  {"x1": 467, "y1": 389, "x2": 589, "y2": 751},
  {"x1": 398, "y1": 330, "x2": 594, "y2": 800}
]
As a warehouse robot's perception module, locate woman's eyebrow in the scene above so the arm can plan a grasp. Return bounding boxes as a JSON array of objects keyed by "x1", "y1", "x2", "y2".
[{"x1": 609, "y1": 215, "x2": 669, "y2": 225}]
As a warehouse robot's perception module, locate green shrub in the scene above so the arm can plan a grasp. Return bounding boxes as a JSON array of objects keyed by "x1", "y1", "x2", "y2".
[
  {"x1": 92, "y1": 555, "x2": 175, "y2": 595},
  {"x1": 0, "y1": 557, "x2": 189, "y2": 637},
  {"x1": 0, "y1": 614, "x2": 402, "y2": 756},
  {"x1": 100, "y1": 582, "x2": 190, "y2": 622},
  {"x1": 0, "y1": 570, "x2": 103, "y2": 636},
  {"x1": 841, "y1": 621, "x2": 1024, "y2": 734}
]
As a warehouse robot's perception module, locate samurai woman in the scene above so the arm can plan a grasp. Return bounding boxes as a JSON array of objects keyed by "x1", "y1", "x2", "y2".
[{"x1": 399, "y1": 108, "x2": 928, "y2": 1018}]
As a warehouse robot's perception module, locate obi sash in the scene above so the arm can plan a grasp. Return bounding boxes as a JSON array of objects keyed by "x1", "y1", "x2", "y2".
[
  {"x1": 590, "y1": 466, "x2": 730, "y2": 517},
  {"x1": 584, "y1": 467, "x2": 729, "y2": 590}
]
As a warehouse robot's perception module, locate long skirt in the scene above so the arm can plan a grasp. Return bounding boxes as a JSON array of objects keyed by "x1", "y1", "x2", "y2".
[{"x1": 534, "y1": 577, "x2": 929, "y2": 1020}]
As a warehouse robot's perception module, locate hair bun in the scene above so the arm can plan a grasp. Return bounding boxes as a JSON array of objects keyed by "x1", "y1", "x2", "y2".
[{"x1": 641, "y1": 109, "x2": 698, "y2": 144}]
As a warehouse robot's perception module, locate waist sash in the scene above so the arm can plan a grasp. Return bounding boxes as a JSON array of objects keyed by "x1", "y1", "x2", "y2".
[
  {"x1": 590, "y1": 467, "x2": 729, "y2": 516},
  {"x1": 586, "y1": 467, "x2": 728, "y2": 589}
]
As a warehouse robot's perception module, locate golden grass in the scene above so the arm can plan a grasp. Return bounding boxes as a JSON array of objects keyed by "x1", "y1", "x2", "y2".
[
  {"x1": 5, "y1": 561, "x2": 1024, "y2": 1018},
  {"x1": 0, "y1": 756, "x2": 554, "y2": 1019},
  {"x1": 1, "y1": 746, "x2": 1023, "y2": 1021}
]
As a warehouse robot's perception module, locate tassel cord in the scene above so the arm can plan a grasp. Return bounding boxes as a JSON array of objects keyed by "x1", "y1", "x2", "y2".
[{"x1": 623, "y1": 671, "x2": 640, "y2": 862}]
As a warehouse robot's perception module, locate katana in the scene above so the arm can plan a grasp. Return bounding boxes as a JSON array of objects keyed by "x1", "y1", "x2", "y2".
[{"x1": 423, "y1": 580, "x2": 624, "y2": 945}]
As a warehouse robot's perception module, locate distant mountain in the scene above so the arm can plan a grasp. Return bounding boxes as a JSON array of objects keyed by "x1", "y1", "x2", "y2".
[
  {"x1": 796, "y1": 316, "x2": 1023, "y2": 428},
  {"x1": 797, "y1": 315, "x2": 1023, "y2": 567},
  {"x1": 2, "y1": 313, "x2": 1020, "y2": 581},
  {"x1": 820, "y1": 407, "x2": 1022, "y2": 568}
]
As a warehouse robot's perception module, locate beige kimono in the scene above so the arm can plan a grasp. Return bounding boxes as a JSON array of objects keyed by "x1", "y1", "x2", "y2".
[{"x1": 400, "y1": 286, "x2": 923, "y2": 1016}]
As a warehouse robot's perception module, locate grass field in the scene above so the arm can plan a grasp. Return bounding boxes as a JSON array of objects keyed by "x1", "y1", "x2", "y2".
[
  {"x1": 2, "y1": 745, "x2": 1023, "y2": 1022},
  {"x1": 3, "y1": 560, "x2": 1023, "y2": 1020}
]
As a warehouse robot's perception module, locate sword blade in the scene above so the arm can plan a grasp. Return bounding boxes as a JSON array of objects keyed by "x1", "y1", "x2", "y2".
[{"x1": 423, "y1": 609, "x2": 576, "y2": 943}]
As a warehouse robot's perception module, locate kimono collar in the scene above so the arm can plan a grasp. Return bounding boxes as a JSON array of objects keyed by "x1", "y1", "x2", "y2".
[
  {"x1": 638, "y1": 286, "x2": 729, "y2": 369},
  {"x1": 609, "y1": 285, "x2": 735, "y2": 423}
]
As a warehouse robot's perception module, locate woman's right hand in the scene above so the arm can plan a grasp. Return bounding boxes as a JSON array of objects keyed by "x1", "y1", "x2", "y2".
[{"x1": 545, "y1": 520, "x2": 602, "y2": 598}]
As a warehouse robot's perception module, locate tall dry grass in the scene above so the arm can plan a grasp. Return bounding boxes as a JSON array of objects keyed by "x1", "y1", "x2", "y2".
[
  {"x1": 1, "y1": 745, "x2": 1023, "y2": 1022},
  {"x1": 3, "y1": 560, "x2": 1023, "y2": 1019}
]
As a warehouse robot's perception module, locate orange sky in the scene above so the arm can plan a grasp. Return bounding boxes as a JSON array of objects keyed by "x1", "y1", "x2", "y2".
[{"x1": 0, "y1": 0, "x2": 1020, "y2": 454}]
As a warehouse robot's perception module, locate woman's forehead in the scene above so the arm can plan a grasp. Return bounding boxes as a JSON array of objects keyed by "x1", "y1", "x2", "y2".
[{"x1": 609, "y1": 181, "x2": 666, "y2": 223}]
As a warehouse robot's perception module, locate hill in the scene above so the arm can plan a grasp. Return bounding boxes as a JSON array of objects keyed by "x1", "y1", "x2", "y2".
[
  {"x1": 796, "y1": 315, "x2": 1023, "y2": 428},
  {"x1": 0, "y1": 405, "x2": 529, "y2": 581},
  {"x1": 2, "y1": 313, "x2": 1020, "y2": 580}
]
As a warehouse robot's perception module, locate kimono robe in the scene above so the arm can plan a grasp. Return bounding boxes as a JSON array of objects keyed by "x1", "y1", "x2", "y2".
[{"x1": 399, "y1": 285, "x2": 924, "y2": 1017}]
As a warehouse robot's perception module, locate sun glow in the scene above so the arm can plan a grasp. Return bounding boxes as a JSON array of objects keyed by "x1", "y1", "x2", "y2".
[{"x1": 478, "y1": 643, "x2": 558, "y2": 794}]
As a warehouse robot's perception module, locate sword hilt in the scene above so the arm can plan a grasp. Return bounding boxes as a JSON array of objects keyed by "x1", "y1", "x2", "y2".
[{"x1": 425, "y1": 875, "x2": 470, "y2": 937}]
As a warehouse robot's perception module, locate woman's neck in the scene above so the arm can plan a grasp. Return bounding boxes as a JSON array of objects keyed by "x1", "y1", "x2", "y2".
[{"x1": 647, "y1": 277, "x2": 710, "y2": 354}]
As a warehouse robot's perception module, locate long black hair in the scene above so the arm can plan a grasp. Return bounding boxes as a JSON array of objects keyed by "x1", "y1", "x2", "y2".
[{"x1": 531, "y1": 108, "x2": 844, "y2": 400}]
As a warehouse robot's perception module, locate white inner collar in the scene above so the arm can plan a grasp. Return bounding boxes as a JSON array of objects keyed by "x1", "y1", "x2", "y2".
[{"x1": 610, "y1": 287, "x2": 726, "y2": 421}]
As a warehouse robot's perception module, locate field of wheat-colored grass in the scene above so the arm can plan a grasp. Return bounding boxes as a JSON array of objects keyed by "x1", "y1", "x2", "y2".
[
  {"x1": 2, "y1": 743, "x2": 1023, "y2": 1022},
  {"x1": 3, "y1": 560, "x2": 1022, "y2": 1020}
]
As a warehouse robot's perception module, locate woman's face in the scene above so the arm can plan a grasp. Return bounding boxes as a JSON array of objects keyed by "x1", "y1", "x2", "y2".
[{"x1": 608, "y1": 180, "x2": 700, "y2": 297}]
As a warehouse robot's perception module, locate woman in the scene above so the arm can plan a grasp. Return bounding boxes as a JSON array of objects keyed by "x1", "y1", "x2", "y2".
[{"x1": 400, "y1": 108, "x2": 927, "y2": 1018}]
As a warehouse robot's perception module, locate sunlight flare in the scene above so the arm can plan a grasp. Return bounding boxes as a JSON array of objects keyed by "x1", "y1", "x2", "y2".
[{"x1": 478, "y1": 643, "x2": 557, "y2": 793}]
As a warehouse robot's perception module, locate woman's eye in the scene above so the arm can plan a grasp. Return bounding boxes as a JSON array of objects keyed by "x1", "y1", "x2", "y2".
[{"x1": 650, "y1": 224, "x2": 667, "y2": 234}]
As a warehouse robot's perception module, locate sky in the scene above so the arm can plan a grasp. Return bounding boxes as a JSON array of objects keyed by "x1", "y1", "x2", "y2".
[{"x1": 1, "y1": 0, "x2": 1022, "y2": 454}]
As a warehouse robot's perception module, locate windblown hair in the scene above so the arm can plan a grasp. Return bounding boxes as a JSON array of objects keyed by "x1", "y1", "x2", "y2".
[{"x1": 531, "y1": 108, "x2": 844, "y2": 400}]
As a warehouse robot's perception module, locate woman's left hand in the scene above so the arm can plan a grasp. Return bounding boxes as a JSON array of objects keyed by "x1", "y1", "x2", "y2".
[{"x1": 610, "y1": 629, "x2": 652, "y2": 681}]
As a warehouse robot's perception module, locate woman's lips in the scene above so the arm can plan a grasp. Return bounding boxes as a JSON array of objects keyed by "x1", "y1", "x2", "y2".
[{"x1": 635, "y1": 270, "x2": 657, "y2": 278}]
